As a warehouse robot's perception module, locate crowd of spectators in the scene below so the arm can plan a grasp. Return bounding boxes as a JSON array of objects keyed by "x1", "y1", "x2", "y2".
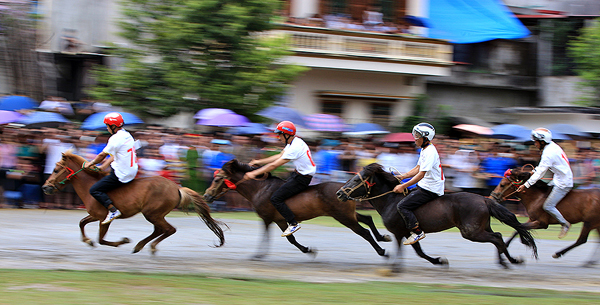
[{"x1": 2, "y1": 123, "x2": 600, "y2": 215}]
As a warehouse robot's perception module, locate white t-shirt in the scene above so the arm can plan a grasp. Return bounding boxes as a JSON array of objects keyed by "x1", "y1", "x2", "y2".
[
  {"x1": 281, "y1": 137, "x2": 317, "y2": 176},
  {"x1": 43, "y1": 139, "x2": 75, "y2": 175},
  {"x1": 526, "y1": 141, "x2": 573, "y2": 189},
  {"x1": 417, "y1": 144, "x2": 445, "y2": 196},
  {"x1": 103, "y1": 129, "x2": 138, "y2": 183}
]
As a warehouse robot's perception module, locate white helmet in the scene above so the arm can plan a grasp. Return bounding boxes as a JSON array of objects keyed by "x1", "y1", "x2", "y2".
[
  {"x1": 412, "y1": 122, "x2": 435, "y2": 141},
  {"x1": 531, "y1": 128, "x2": 552, "y2": 144}
]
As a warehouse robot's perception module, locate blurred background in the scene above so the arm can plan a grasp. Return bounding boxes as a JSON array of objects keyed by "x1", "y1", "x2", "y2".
[{"x1": 1, "y1": 0, "x2": 600, "y2": 214}]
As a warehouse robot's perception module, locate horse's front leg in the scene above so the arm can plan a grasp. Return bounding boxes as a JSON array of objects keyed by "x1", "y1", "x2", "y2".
[
  {"x1": 506, "y1": 220, "x2": 546, "y2": 247},
  {"x1": 98, "y1": 222, "x2": 130, "y2": 247},
  {"x1": 583, "y1": 228, "x2": 600, "y2": 267},
  {"x1": 356, "y1": 212, "x2": 392, "y2": 242},
  {"x1": 79, "y1": 214, "x2": 98, "y2": 247},
  {"x1": 252, "y1": 220, "x2": 272, "y2": 260},
  {"x1": 411, "y1": 241, "x2": 448, "y2": 267},
  {"x1": 553, "y1": 222, "x2": 592, "y2": 259},
  {"x1": 276, "y1": 220, "x2": 317, "y2": 258}
]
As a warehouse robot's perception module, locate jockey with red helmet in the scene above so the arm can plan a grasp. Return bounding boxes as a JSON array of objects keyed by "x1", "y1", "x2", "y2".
[
  {"x1": 243, "y1": 120, "x2": 316, "y2": 237},
  {"x1": 516, "y1": 127, "x2": 573, "y2": 238},
  {"x1": 85, "y1": 112, "x2": 139, "y2": 224}
]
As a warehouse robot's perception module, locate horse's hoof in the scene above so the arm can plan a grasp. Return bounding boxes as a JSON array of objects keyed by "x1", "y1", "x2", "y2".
[
  {"x1": 382, "y1": 235, "x2": 393, "y2": 242},
  {"x1": 438, "y1": 257, "x2": 449, "y2": 266},
  {"x1": 307, "y1": 247, "x2": 318, "y2": 259},
  {"x1": 583, "y1": 261, "x2": 597, "y2": 268},
  {"x1": 121, "y1": 238, "x2": 131, "y2": 244},
  {"x1": 552, "y1": 253, "x2": 561, "y2": 259},
  {"x1": 378, "y1": 249, "x2": 389, "y2": 258},
  {"x1": 251, "y1": 254, "x2": 265, "y2": 261},
  {"x1": 150, "y1": 248, "x2": 157, "y2": 256},
  {"x1": 83, "y1": 239, "x2": 95, "y2": 247},
  {"x1": 376, "y1": 268, "x2": 394, "y2": 277}
]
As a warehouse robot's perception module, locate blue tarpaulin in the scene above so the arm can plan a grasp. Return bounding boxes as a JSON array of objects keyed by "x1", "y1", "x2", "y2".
[{"x1": 427, "y1": 0, "x2": 530, "y2": 44}]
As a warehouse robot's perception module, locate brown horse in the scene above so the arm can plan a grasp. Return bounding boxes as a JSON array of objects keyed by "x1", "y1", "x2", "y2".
[
  {"x1": 202, "y1": 159, "x2": 392, "y2": 259},
  {"x1": 336, "y1": 163, "x2": 538, "y2": 272},
  {"x1": 491, "y1": 166, "x2": 600, "y2": 266},
  {"x1": 41, "y1": 151, "x2": 225, "y2": 254}
]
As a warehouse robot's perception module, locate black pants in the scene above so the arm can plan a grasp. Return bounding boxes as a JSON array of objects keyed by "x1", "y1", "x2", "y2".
[
  {"x1": 397, "y1": 187, "x2": 439, "y2": 230},
  {"x1": 270, "y1": 171, "x2": 312, "y2": 224},
  {"x1": 89, "y1": 170, "x2": 125, "y2": 209}
]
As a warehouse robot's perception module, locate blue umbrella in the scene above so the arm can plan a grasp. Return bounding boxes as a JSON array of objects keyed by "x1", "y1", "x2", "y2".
[
  {"x1": 343, "y1": 123, "x2": 390, "y2": 136},
  {"x1": 81, "y1": 111, "x2": 144, "y2": 130},
  {"x1": 490, "y1": 124, "x2": 531, "y2": 141},
  {"x1": 228, "y1": 123, "x2": 271, "y2": 135},
  {"x1": 197, "y1": 113, "x2": 250, "y2": 127},
  {"x1": 548, "y1": 124, "x2": 591, "y2": 139},
  {"x1": 404, "y1": 15, "x2": 430, "y2": 27},
  {"x1": 257, "y1": 106, "x2": 308, "y2": 128},
  {"x1": 17, "y1": 111, "x2": 70, "y2": 128},
  {"x1": 0, "y1": 96, "x2": 38, "y2": 111}
]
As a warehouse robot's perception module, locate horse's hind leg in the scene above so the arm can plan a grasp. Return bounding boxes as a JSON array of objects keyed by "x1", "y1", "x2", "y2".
[
  {"x1": 356, "y1": 213, "x2": 392, "y2": 242},
  {"x1": 463, "y1": 229, "x2": 516, "y2": 269},
  {"x1": 334, "y1": 215, "x2": 387, "y2": 257},
  {"x1": 553, "y1": 222, "x2": 592, "y2": 259},
  {"x1": 79, "y1": 214, "x2": 98, "y2": 247},
  {"x1": 583, "y1": 228, "x2": 600, "y2": 267},
  {"x1": 148, "y1": 218, "x2": 177, "y2": 255},
  {"x1": 132, "y1": 225, "x2": 163, "y2": 254},
  {"x1": 275, "y1": 220, "x2": 316, "y2": 257},
  {"x1": 98, "y1": 223, "x2": 131, "y2": 247}
]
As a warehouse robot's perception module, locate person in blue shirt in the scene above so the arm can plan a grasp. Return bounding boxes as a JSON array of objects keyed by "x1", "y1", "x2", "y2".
[{"x1": 481, "y1": 144, "x2": 518, "y2": 196}]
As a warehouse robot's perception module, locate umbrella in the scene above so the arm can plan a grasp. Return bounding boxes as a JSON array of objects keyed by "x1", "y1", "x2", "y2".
[
  {"x1": 39, "y1": 100, "x2": 75, "y2": 115},
  {"x1": 303, "y1": 113, "x2": 349, "y2": 132},
  {"x1": 548, "y1": 124, "x2": 592, "y2": 139},
  {"x1": 0, "y1": 110, "x2": 24, "y2": 125},
  {"x1": 81, "y1": 111, "x2": 144, "y2": 130},
  {"x1": 257, "y1": 106, "x2": 308, "y2": 128},
  {"x1": 382, "y1": 132, "x2": 414, "y2": 143},
  {"x1": 228, "y1": 123, "x2": 271, "y2": 135},
  {"x1": 404, "y1": 15, "x2": 430, "y2": 27},
  {"x1": 453, "y1": 124, "x2": 493, "y2": 136},
  {"x1": 343, "y1": 123, "x2": 390, "y2": 136},
  {"x1": 17, "y1": 111, "x2": 70, "y2": 128},
  {"x1": 490, "y1": 124, "x2": 531, "y2": 140},
  {"x1": 0, "y1": 95, "x2": 38, "y2": 111},
  {"x1": 194, "y1": 108, "x2": 234, "y2": 120},
  {"x1": 197, "y1": 113, "x2": 250, "y2": 127}
]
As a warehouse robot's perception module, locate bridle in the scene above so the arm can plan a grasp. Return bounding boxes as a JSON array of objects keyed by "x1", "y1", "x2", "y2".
[
  {"x1": 338, "y1": 171, "x2": 404, "y2": 202},
  {"x1": 46, "y1": 160, "x2": 98, "y2": 190},
  {"x1": 208, "y1": 169, "x2": 266, "y2": 200},
  {"x1": 491, "y1": 165, "x2": 533, "y2": 202}
]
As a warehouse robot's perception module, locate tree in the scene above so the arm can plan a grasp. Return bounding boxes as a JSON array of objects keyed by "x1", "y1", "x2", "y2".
[
  {"x1": 568, "y1": 21, "x2": 600, "y2": 106},
  {"x1": 88, "y1": 0, "x2": 308, "y2": 118}
]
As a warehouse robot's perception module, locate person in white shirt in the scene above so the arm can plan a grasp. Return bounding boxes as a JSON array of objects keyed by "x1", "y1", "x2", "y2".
[
  {"x1": 517, "y1": 128, "x2": 573, "y2": 238},
  {"x1": 85, "y1": 112, "x2": 139, "y2": 224},
  {"x1": 393, "y1": 123, "x2": 444, "y2": 245},
  {"x1": 244, "y1": 121, "x2": 317, "y2": 237}
]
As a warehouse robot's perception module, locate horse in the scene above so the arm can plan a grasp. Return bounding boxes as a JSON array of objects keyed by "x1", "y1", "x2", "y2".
[
  {"x1": 336, "y1": 163, "x2": 538, "y2": 272},
  {"x1": 491, "y1": 166, "x2": 600, "y2": 266},
  {"x1": 202, "y1": 159, "x2": 392, "y2": 259},
  {"x1": 41, "y1": 151, "x2": 226, "y2": 254}
]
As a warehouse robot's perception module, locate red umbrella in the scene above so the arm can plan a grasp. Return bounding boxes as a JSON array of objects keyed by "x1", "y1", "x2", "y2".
[
  {"x1": 453, "y1": 124, "x2": 493, "y2": 136},
  {"x1": 382, "y1": 133, "x2": 414, "y2": 142}
]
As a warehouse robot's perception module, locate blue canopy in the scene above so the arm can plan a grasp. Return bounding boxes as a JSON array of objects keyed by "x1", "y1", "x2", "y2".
[{"x1": 428, "y1": 0, "x2": 530, "y2": 44}]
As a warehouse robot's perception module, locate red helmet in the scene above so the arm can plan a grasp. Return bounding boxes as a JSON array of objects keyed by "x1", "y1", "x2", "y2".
[
  {"x1": 275, "y1": 121, "x2": 296, "y2": 136},
  {"x1": 103, "y1": 112, "x2": 124, "y2": 127}
]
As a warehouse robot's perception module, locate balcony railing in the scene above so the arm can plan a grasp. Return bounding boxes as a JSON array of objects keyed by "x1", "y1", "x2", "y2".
[{"x1": 271, "y1": 24, "x2": 453, "y2": 66}]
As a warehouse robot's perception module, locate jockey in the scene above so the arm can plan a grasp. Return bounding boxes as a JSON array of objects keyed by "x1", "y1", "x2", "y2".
[
  {"x1": 393, "y1": 123, "x2": 444, "y2": 245},
  {"x1": 244, "y1": 121, "x2": 316, "y2": 237},
  {"x1": 517, "y1": 128, "x2": 573, "y2": 238},
  {"x1": 85, "y1": 112, "x2": 139, "y2": 224}
]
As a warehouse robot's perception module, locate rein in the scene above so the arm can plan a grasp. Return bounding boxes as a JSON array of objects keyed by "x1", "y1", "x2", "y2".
[
  {"x1": 340, "y1": 171, "x2": 405, "y2": 202},
  {"x1": 54, "y1": 161, "x2": 100, "y2": 186},
  {"x1": 209, "y1": 170, "x2": 267, "y2": 200}
]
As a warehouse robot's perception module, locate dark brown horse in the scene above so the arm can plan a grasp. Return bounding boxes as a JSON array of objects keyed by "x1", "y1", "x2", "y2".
[
  {"x1": 42, "y1": 151, "x2": 225, "y2": 254},
  {"x1": 491, "y1": 166, "x2": 600, "y2": 266},
  {"x1": 336, "y1": 163, "x2": 538, "y2": 272},
  {"x1": 202, "y1": 159, "x2": 391, "y2": 259}
]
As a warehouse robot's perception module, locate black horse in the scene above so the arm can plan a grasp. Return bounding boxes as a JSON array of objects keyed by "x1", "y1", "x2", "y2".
[
  {"x1": 203, "y1": 159, "x2": 391, "y2": 259},
  {"x1": 336, "y1": 163, "x2": 538, "y2": 272}
]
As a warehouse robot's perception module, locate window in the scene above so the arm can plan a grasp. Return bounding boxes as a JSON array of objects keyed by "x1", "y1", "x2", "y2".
[
  {"x1": 371, "y1": 103, "x2": 391, "y2": 126},
  {"x1": 321, "y1": 100, "x2": 344, "y2": 115}
]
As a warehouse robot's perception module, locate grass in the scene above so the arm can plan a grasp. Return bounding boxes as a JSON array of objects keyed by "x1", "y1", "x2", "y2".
[
  {"x1": 1, "y1": 269, "x2": 599, "y2": 305},
  {"x1": 200, "y1": 210, "x2": 588, "y2": 242}
]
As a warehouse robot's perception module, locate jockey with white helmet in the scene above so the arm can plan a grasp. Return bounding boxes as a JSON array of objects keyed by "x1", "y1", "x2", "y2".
[
  {"x1": 517, "y1": 127, "x2": 573, "y2": 238},
  {"x1": 393, "y1": 122, "x2": 444, "y2": 245}
]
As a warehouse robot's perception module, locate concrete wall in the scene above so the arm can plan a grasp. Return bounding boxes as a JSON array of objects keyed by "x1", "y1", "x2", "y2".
[
  {"x1": 539, "y1": 76, "x2": 587, "y2": 107},
  {"x1": 290, "y1": 0, "x2": 319, "y2": 19}
]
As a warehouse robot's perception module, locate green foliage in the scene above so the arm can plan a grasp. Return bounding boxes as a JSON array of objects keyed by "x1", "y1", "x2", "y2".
[
  {"x1": 88, "y1": 0, "x2": 308, "y2": 118},
  {"x1": 568, "y1": 21, "x2": 600, "y2": 106}
]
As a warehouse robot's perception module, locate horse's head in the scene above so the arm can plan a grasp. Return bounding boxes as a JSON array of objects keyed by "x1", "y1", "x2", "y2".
[
  {"x1": 42, "y1": 151, "x2": 86, "y2": 194},
  {"x1": 336, "y1": 163, "x2": 384, "y2": 202},
  {"x1": 490, "y1": 165, "x2": 533, "y2": 203},
  {"x1": 203, "y1": 159, "x2": 256, "y2": 203}
]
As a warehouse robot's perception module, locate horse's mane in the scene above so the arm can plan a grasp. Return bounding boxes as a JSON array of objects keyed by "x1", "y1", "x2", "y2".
[
  {"x1": 223, "y1": 159, "x2": 275, "y2": 179},
  {"x1": 61, "y1": 151, "x2": 109, "y2": 178},
  {"x1": 363, "y1": 163, "x2": 401, "y2": 187},
  {"x1": 511, "y1": 168, "x2": 551, "y2": 192}
]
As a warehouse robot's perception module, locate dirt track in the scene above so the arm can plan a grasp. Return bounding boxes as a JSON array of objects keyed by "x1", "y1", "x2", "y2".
[{"x1": 1, "y1": 209, "x2": 599, "y2": 292}]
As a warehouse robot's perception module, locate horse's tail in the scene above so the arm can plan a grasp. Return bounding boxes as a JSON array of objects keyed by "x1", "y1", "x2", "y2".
[
  {"x1": 179, "y1": 187, "x2": 227, "y2": 247},
  {"x1": 484, "y1": 197, "x2": 538, "y2": 259}
]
